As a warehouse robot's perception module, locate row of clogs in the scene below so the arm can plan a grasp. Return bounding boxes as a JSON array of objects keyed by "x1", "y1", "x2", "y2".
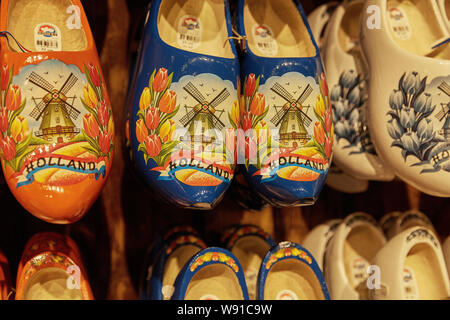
[
  {"x1": 0, "y1": 232, "x2": 93, "y2": 300},
  {"x1": 308, "y1": 0, "x2": 450, "y2": 197},
  {"x1": 303, "y1": 211, "x2": 450, "y2": 300},
  {"x1": 140, "y1": 225, "x2": 330, "y2": 300}
]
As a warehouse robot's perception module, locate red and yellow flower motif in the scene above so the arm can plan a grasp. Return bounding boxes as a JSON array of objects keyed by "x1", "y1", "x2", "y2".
[
  {"x1": 227, "y1": 225, "x2": 271, "y2": 248},
  {"x1": 190, "y1": 252, "x2": 239, "y2": 273},
  {"x1": 5, "y1": 85, "x2": 21, "y2": 111},
  {"x1": 265, "y1": 247, "x2": 313, "y2": 270},
  {"x1": 166, "y1": 235, "x2": 206, "y2": 255}
]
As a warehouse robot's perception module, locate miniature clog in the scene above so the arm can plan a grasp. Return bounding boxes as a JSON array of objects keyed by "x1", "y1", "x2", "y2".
[
  {"x1": 325, "y1": 164, "x2": 369, "y2": 193},
  {"x1": 380, "y1": 209, "x2": 436, "y2": 240},
  {"x1": 257, "y1": 241, "x2": 330, "y2": 300},
  {"x1": 0, "y1": 249, "x2": 11, "y2": 300},
  {"x1": 370, "y1": 226, "x2": 450, "y2": 300},
  {"x1": 379, "y1": 210, "x2": 403, "y2": 239},
  {"x1": 307, "y1": 1, "x2": 339, "y2": 50},
  {"x1": 171, "y1": 247, "x2": 249, "y2": 300},
  {"x1": 323, "y1": 0, "x2": 395, "y2": 181},
  {"x1": 224, "y1": 224, "x2": 275, "y2": 299},
  {"x1": 126, "y1": 0, "x2": 240, "y2": 209},
  {"x1": 302, "y1": 219, "x2": 342, "y2": 271},
  {"x1": 140, "y1": 225, "x2": 200, "y2": 300},
  {"x1": 236, "y1": 0, "x2": 333, "y2": 207},
  {"x1": 149, "y1": 233, "x2": 207, "y2": 300},
  {"x1": 360, "y1": 0, "x2": 450, "y2": 197},
  {"x1": 325, "y1": 212, "x2": 386, "y2": 300},
  {"x1": 15, "y1": 232, "x2": 93, "y2": 300},
  {"x1": 0, "y1": 0, "x2": 114, "y2": 224}
]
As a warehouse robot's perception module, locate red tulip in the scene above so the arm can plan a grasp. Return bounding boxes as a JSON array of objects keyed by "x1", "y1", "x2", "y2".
[
  {"x1": 314, "y1": 122, "x2": 326, "y2": 145},
  {"x1": 99, "y1": 131, "x2": 111, "y2": 154},
  {"x1": 159, "y1": 90, "x2": 177, "y2": 114},
  {"x1": 144, "y1": 134, "x2": 161, "y2": 157},
  {"x1": 245, "y1": 74, "x2": 256, "y2": 97},
  {"x1": 250, "y1": 93, "x2": 265, "y2": 117},
  {"x1": 324, "y1": 108, "x2": 332, "y2": 133},
  {"x1": 5, "y1": 85, "x2": 21, "y2": 111},
  {"x1": 242, "y1": 111, "x2": 252, "y2": 131},
  {"x1": 1, "y1": 136, "x2": 16, "y2": 161},
  {"x1": 153, "y1": 68, "x2": 168, "y2": 93},
  {"x1": 83, "y1": 114, "x2": 100, "y2": 139},
  {"x1": 98, "y1": 101, "x2": 109, "y2": 127},
  {"x1": 321, "y1": 73, "x2": 328, "y2": 97},
  {"x1": 1, "y1": 64, "x2": 8, "y2": 91},
  {"x1": 0, "y1": 108, "x2": 8, "y2": 133},
  {"x1": 245, "y1": 136, "x2": 257, "y2": 161},
  {"x1": 145, "y1": 106, "x2": 159, "y2": 130},
  {"x1": 325, "y1": 137, "x2": 332, "y2": 159},
  {"x1": 224, "y1": 128, "x2": 236, "y2": 155},
  {"x1": 88, "y1": 62, "x2": 101, "y2": 87}
]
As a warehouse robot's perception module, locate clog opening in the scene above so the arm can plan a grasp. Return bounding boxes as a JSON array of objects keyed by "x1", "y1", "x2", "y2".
[
  {"x1": 162, "y1": 244, "x2": 202, "y2": 300},
  {"x1": 157, "y1": 0, "x2": 235, "y2": 58},
  {"x1": 244, "y1": 0, "x2": 316, "y2": 58},
  {"x1": 184, "y1": 264, "x2": 244, "y2": 300},
  {"x1": 403, "y1": 242, "x2": 449, "y2": 299},
  {"x1": 338, "y1": 1, "x2": 364, "y2": 54},
  {"x1": 264, "y1": 259, "x2": 325, "y2": 300},
  {"x1": 6, "y1": 0, "x2": 88, "y2": 52},
  {"x1": 343, "y1": 225, "x2": 385, "y2": 299},
  {"x1": 385, "y1": 0, "x2": 450, "y2": 58},
  {"x1": 231, "y1": 235, "x2": 271, "y2": 300},
  {"x1": 23, "y1": 267, "x2": 83, "y2": 300}
]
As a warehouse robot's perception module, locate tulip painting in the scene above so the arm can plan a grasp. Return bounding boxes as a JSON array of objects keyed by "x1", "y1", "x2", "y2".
[
  {"x1": 387, "y1": 72, "x2": 444, "y2": 167},
  {"x1": 136, "y1": 67, "x2": 180, "y2": 167},
  {"x1": 80, "y1": 62, "x2": 114, "y2": 159}
]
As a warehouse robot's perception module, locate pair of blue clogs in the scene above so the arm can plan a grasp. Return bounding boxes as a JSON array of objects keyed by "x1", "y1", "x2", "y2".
[
  {"x1": 125, "y1": 0, "x2": 332, "y2": 210},
  {"x1": 141, "y1": 225, "x2": 330, "y2": 300}
]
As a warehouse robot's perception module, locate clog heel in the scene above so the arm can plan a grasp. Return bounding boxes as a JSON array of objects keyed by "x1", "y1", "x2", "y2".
[
  {"x1": 236, "y1": 0, "x2": 333, "y2": 207},
  {"x1": 361, "y1": 0, "x2": 450, "y2": 197},
  {"x1": 0, "y1": 0, "x2": 114, "y2": 224},
  {"x1": 127, "y1": 0, "x2": 240, "y2": 209}
]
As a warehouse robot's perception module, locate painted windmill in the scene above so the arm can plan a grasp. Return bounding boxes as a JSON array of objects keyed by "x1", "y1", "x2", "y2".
[
  {"x1": 179, "y1": 81, "x2": 228, "y2": 146},
  {"x1": 436, "y1": 81, "x2": 450, "y2": 140},
  {"x1": 28, "y1": 71, "x2": 81, "y2": 143},
  {"x1": 270, "y1": 83, "x2": 313, "y2": 148}
]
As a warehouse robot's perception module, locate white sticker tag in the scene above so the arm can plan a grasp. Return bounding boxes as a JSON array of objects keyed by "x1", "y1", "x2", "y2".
[
  {"x1": 177, "y1": 16, "x2": 202, "y2": 50},
  {"x1": 402, "y1": 267, "x2": 419, "y2": 300},
  {"x1": 276, "y1": 289, "x2": 299, "y2": 300},
  {"x1": 351, "y1": 257, "x2": 369, "y2": 286},
  {"x1": 161, "y1": 285, "x2": 175, "y2": 300},
  {"x1": 34, "y1": 23, "x2": 62, "y2": 52},
  {"x1": 387, "y1": 7, "x2": 412, "y2": 40},
  {"x1": 252, "y1": 24, "x2": 278, "y2": 56},
  {"x1": 200, "y1": 294, "x2": 219, "y2": 300},
  {"x1": 244, "y1": 267, "x2": 258, "y2": 300}
]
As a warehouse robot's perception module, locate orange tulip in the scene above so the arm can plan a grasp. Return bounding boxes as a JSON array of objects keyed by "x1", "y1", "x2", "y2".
[
  {"x1": 159, "y1": 90, "x2": 177, "y2": 114},
  {"x1": 139, "y1": 87, "x2": 151, "y2": 111},
  {"x1": 314, "y1": 122, "x2": 326, "y2": 145},
  {"x1": 250, "y1": 93, "x2": 265, "y2": 117},
  {"x1": 144, "y1": 134, "x2": 161, "y2": 157},
  {"x1": 88, "y1": 62, "x2": 101, "y2": 87},
  {"x1": 83, "y1": 114, "x2": 100, "y2": 139},
  {"x1": 242, "y1": 111, "x2": 252, "y2": 131},
  {"x1": 145, "y1": 106, "x2": 159, "y2": 130},
  {"x1": 0, "y1": 108, "x2": 8, "y2": 133},
  {"x1": 245, "y1": 74, "x2": 256, "y2": 97},
  {"x1": 325, "y1": 137, "x2": 332, "y2": 159},
  {"x1": 99, "y1": 131, "x2": 111, "y2": 154},
  {"x1": 98, "y1": 101, "x2": 110, "y2": 127},
  {"x1": 5, "y1": 85, "x2": 21, "y2": 111},
  {"x1": 1, "y1": 64, "x2": 8, "y2": 91},
  {"x1": 10, "y1": 116, "x2": 29, "y2": 143},
  {"x1": 159, "y1": 120, "x2": 176, "y2": 143},
  {"x1": 83, "y1": 84, "x2": 98, "y2": 109},
  {"x1": 153, "y1": 68, "x2": 168, "y2": 93},
  {"x1": 136, "y1": 119, "x2": 148, "y2": 143},
  {"x1": 1, "y1": 136, "x2": 16, "y2": 161}
]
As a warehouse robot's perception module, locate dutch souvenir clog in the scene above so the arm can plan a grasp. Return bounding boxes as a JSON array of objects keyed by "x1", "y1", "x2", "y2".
[
  {"x1": 443, "y1": 235, "x2": 450, "y2": 278},
  {"x1": 438, "y1": 0, "x2": 450, "y2": 31},
  {"x1": 223, "y1": 224, "x2": 275, "y2": 300},
  {"x1": 171, "y1": 247, "x2": 249, "y2": 300},
  {"x1": 360, "y1": 0, "x2": 450, "y2": 197},
  {"x1": 139, "y1": 225, "x2": 200, "y2": 300},
  {"x1": 323, "y1": 0, "x2": 395, "y2": 181},
  {"x1": 325, "y1": 212, "x2": 386, "y2": 300},
  {"x1": 15, "y1": 232, "x2": 93, "y2": 300},
  {"x1": 379, "y1": 210, "x2": 403, "y2": 239},
  {"x1": 307, "y1": 1, "x2": 339, "y2": 50},
  {"x1": 325, "y1": 164, "x2": 369, "y2": 193},
  {"x1": 149, "y1": 233, "x2": 207, "y2": 300},
  {"x1": 126, "y1": 0, "x2": 240, "y2": 209},
  {"x1": 257, "y1": 241, "x2": 330, "y2": 300},
  {"x1": 236, "y1": 0, "x2": 333, "y2": 207},
  {"x1": 370, "y1": 226, "x2": 450, "y2": 300},
  {"x1": 380, "y1": 209, "x2": 436, "y2": 240},
  {"x1": 0, "y1": 249, "x2": 11, "y2": 300},
  {"x1": 0, "y1": 0, "x2": 114, "y2": 224},
  {"x1": 302, "y1": 219, "x2": 342, "y2": 271}
]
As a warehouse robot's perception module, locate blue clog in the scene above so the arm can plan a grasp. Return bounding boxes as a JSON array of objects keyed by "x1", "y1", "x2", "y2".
[
  {"x1": 149, "y1": 232, "x2": 207, "y2": 300},
  {"x1": 126, "y1": 0, "x2": 240, "y2": 209},
  {"x1": 235, "y1": 0, "x2": 333, "y2": 207},
  {"x1": 257, "y1": 242, "x2": 330, "y2": 300},
  {"x1": 171, "y1": 247, "x2": 249, "y2": 300}
]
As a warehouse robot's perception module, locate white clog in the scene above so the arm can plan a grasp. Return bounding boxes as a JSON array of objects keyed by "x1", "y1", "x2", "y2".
[
  {"x1": 380, "y1": 209, "x2": 436, "y2": 240},
  {"x1": 370, "y1": 226, "x2": 450, "y2": 300},
  {"x1": 323, "y1": 0, "x2": 396, "y2": 181},
  {"x1": 302, "y1": 219, "x2": 342, "y2": 271},
  {"x1": 438, "y1": 0, "x2": 450, "y2": 31},
  {"x1": 307, "y1": 1, "x2": 339, "y2": 49},
  {"x1": 325, "y1": 212, "x2": 386, "y2": 300},
  {"x1": 361, "y1": 0, "x2": 450, "y2": 197},
  {"x1": 326, "y1": 164, "x2": 369, "y2": 193},
  {"x1": 379, "y1": 210, "x2": 403, "y2": 239}
]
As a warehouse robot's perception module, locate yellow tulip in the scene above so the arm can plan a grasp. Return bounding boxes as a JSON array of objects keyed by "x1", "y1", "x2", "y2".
[
  {"x1": 83, "y1": 84, "x2": 98, "y2": 109},
  {"x1": 315, "y1": 94, "x2": 325, "y2": 117},
  {"x1": 230, "y1": 100, "x2": 240, "y2": 126},
  {"x1": 10, "y1": 116, "x2": 29, "y2": 143},
  {"x1": 160, "y1": 120, "x2": 176, "y2": 143},
  {"x1": 139, "y1": 87, "x2": 151, "y2": 111}
]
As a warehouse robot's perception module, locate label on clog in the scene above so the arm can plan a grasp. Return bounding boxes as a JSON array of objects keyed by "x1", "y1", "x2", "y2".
[
  {"x1": 351, "y1": 257, "x2": 369, "y2": 287},
  {"x1": 387, "y1": 7, "x2": 412, "y2": 40},
  {"x1": 200, "y1": 294, "x2": 219, "y2": 300},
  {"x1": 402, "y1": 267, "x2": 418, "y2": 300},
  {"x1": 162, "y1": 285, "x2": 175, "y2": 300},
  {"x1": 252, "y1": 24, "x2": 278, "y2": 57},
  {"x1": 276, "y1": 289, "x2": 298, "y2": 300},
  {"x1": 244, "y1": 267, "x2": 258, "y2": 300},
  {"x1": 34, "y1": 23, "x2": 62, "y2": 52},
  {"x1": 177, "y1": 16, "x2": 202, "y2": 50}
]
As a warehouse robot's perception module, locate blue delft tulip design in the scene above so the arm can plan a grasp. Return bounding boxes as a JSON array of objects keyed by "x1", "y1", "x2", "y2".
[
  {"x1": 330, "y1": 70, "x2": 375, "y2": 154},
  {"x1": 387, "y1": 71, "x2": 445, "y2": 167}
]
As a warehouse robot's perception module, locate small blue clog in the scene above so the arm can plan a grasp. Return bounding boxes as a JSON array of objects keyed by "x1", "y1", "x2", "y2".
[
  {"x1": 235, "y1": 0, "x2": 333, "y2": 207},
  {"x1": 171, "y1": 247, "x2": 249, "y2": 300},
  {"x1": 257, "y1": 242, "x2": 330, "y2": 300},
  {"x1": 126, "y1": 0, "x2": 240, "y2": 209}
]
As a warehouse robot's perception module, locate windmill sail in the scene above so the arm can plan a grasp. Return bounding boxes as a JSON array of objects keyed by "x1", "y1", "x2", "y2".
[
  {"x1": 30, "y1": 98, "x2": 49, "y2": 120},
  {"x1": 59, "y1": 73, "x2": 78, "y2": 95},
  {"x1": 183, "y1": 81, "x2": 207, "y2": 104},
  {"x1": 28, "y1": 71, "x2": 55, "y2": 93}
]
